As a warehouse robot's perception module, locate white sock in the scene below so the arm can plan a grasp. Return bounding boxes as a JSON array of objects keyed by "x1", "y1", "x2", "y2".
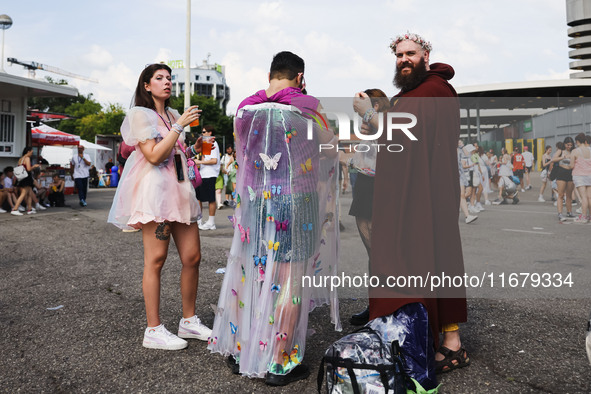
[{"x1": 207, "y1": 216, "x2": 215, "y2": 225}]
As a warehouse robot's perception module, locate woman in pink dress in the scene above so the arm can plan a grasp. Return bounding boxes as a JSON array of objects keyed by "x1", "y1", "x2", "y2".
[{"x1": 109, "y1": 64, "x2": 212, "y2": 350}]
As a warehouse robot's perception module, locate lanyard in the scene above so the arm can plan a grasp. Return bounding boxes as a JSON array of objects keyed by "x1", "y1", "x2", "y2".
[{"x1": 154, "y1": 110, "x2": 186, "y2": 153}]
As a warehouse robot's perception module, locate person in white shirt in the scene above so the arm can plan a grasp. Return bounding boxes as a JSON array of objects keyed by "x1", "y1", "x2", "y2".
[
  {"x1": 71, "y1": 145, "x2": 92, "y2": 207},
  {"x1": 522, "y1": 146, "x2": 535, "y2": 190},
  {"x1": 194, "y1": 125, "x2": 221, "y2": 230}
]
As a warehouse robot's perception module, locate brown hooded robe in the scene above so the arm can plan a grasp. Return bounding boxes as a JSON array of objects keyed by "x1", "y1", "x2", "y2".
[{"x1": 368, "y1": 63, "x2": 468, "y2": 347}]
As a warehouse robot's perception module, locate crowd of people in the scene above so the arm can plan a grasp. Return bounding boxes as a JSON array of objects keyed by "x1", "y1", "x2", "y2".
[{"x1": 453, "y1": 135, "x2": 591, "y2": 224}]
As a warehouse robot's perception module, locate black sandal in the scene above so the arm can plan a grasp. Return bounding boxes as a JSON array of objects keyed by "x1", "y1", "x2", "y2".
[{"x1": 435, "y1": 346, "x2": 470, "y2": 374}]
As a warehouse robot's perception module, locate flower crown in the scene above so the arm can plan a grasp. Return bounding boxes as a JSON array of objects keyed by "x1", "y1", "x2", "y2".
[{"x1": 390, "y1": 32, "x2": 432, "y2": 53}]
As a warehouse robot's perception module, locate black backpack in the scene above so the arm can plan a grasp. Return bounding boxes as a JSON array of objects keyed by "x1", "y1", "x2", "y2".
[{"x1": 317, "y1": 326, "x2": 408, "y2": 394}]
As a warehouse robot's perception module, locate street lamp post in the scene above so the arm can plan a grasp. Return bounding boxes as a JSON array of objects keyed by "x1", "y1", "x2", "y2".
[{"x1": 0, "y1": 14, "x2": 13, "y2": 73}]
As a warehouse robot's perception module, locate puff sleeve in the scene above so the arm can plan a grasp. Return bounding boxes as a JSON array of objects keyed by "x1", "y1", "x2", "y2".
[{"x1": 120, "y1": 107, "x2": 161, "y2": 146}]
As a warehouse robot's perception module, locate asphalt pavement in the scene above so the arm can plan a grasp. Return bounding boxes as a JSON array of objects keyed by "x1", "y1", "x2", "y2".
[{"x1": 0, "y1": 173, "x2": 590, "y2": 393}]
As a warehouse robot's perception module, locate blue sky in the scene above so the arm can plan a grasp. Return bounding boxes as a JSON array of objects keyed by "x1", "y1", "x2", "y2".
[{"x1": 1, "y1": 0, "x2": 570, "y2": 114}]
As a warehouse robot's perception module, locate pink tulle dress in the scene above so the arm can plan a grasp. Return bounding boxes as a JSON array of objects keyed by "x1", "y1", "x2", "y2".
[{"x1": 108, "y1": 107, "x2": 201, "y2": 229}]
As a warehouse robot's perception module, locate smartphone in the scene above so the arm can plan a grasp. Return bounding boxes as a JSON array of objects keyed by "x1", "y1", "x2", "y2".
[{"x1": 174, "y1": 154, "x2": 185, "y2": 181}]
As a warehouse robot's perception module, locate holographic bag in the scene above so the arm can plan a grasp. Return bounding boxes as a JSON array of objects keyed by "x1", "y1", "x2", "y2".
[{"x1": 317, "y1": 326, "x2": 407, "y2": 394}]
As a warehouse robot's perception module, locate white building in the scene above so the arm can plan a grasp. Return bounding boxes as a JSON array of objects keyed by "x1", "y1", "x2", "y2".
[
  {"x1": 0, "y1": 73, "x2": 78, "y2": 169},
  {"x1": 169, "y1": 59, "x2": 230, "y2": 114}
]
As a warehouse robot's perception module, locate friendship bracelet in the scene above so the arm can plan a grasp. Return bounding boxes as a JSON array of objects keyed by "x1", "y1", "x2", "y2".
[
  {"x1": 189, "y1": 145, "x2": 197, "y2": 157},
  {"x1": 363, "y1": 108, "x2": 376, "y2": 123},
  {"x1": 172, "y1": 123, "x2": 184, "y2": 135}
]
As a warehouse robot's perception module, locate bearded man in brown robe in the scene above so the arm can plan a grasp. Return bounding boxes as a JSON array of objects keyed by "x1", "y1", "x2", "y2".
[{"x1": 353, "y1": 32, "x2": 469, "y2": 374}]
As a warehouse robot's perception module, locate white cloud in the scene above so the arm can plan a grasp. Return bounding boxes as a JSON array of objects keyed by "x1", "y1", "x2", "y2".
[{"x1": 82, "y1": 45, "x2": 114, "y2": 69}]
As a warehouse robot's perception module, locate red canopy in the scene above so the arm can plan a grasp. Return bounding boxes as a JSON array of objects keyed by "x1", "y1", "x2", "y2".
[{"x1": 31, "y1": 124, "x2": 80, "y2": 146}]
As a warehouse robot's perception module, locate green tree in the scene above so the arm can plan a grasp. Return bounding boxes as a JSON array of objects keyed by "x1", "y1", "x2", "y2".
[{"x1": 169, "y1": 95, "x2": 234, "y2": 149}]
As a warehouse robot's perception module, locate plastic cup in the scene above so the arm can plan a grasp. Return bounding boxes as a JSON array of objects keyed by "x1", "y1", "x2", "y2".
[
  {"x1": 186, "y1": 106, "x2": 200, "y2": 127},
  {"x1": 202, "y1": 136, "x2": 213, "y2": 156}
]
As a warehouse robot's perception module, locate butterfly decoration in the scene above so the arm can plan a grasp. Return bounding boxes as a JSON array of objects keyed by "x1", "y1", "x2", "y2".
[
  {"x1": 253, "y1": 129, "x2": 259, "y2": 135},
  {"x1": 256, "y1": 266, "x2": 265, "y2": 282},
  {"x1": 304, "y1": 194, "x2": 311, "y2": 203},
  {"x1": 292, "y1": 296, "x2": 301, "y2": 305},
  {"x1": 236, "y1": 193, "x2": 241, "y2": 208},
  {"x1": 228, "y1": 215, "x2": 236, "y2": 229},
  {"x1": 237, "y1": 342, "x2": 241, "y2": 351},
  {"x1": 270, "y1": 283, "x2": 281, "y2": 293},
  {"x1": 253, "y1": 255, "x2": 267, "y2": 267},
  {"x1": 290, "y1": 345, "x2": 301, "y2": 365},
  {"x1": 281, "y1": 350, "x2": 290, "y2": 367},
  {"x1": 314, "y1": 268, "x2": 323, "y2": 276},
  {"x1": 271, "y1": 185, "x2": 282, "y2": 195},
  {"x1": 269, "y1": 315, "x2": 275, "y2": 325},
  {"x1": 263, "y1": 190, "x2": 271, "y2": 200},
  {"x1": 259, "y1": 152, "x2": 282, "y2": 170},
  {"x1": 285, "y1": 127, "x2": 297, "y2": 143},
  {"x1": 234, "y1": 161, "x2": 238, "y2": 169},
  {"x1": 230, "y1": 322, "x2": 238, "y2": 335},
  {"x1": 266, "y1": 214, "x2": 274, "y2": 222},
  {"x1": 259, "y1": 341, "x2": 267, "y2": 351},
  {"x1": 241, "y1": 265, "x2": 245, "y2": 284},
  {"x1": 231, "y1": 289, "x2": 238, "y2": 296},
  {"x1": 275, "y1": 219, "x2": 289, "y2": 232},
  {"x1": 239, "y1": 300, "x2": 244, "y2": 309},
  {"x1": 302, "y1": 223, "x2": 313, "y2": 231},
  {"x1": 268, "y1": 240, "x2": 280, "y2": 250},
  {"x1": 247, "y1": 186, "x2": 256, "y2": 201},
  {"x1": 210, "y1": 303, "x2": 224, "y2": 317},
  {"x1": 320, "y1": 238, "x2": 326, "y2": 245},
  {"x1": 238, "y1": 224, "x2": 250, "y2": 243},
  {"x1": 254, "y1": 159, "x2": 262, "y2": 170},
  {"x1": 276, "y1": 332, "x2": 287, "y2": 341},
  {"x1": 300, "y1": 158, "x2": 312, "y2": 174},
  {"x1": 207, "y1": 336, "x2": 218, "y2": 345},
  {"x1": 328, "y1": 166, "x2": 335, "y2": 178},
  {"x1": 232, "y1": 191, "x2": 236, "y2": 199}
]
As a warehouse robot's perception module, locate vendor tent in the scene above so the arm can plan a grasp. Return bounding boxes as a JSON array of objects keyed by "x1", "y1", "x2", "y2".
[{"x1": 31, "y1": 124, "x2": 80, "y2": 146}]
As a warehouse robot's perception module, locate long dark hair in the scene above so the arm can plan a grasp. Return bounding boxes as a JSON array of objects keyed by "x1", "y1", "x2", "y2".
[
  {"x1": 563, "y1": 136, "x2": 574, "y2": 151},
  {"x1": 133, "y1": 63, "x2": 172, "y2": 110},
  {"x1": 21, "y1": 146, "x2": 33, "y2": 157}
]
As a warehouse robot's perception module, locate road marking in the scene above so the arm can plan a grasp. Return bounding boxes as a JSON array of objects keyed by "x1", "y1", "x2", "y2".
[{"x1": 502, "y1": 228, "x2": 554, "y2": 235}]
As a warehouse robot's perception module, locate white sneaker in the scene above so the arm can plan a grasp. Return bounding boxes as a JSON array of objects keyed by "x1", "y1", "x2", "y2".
[
  {"x1": 198, "y1": 222, "x2": 216, "y2": 231},
  {"x1": 143, "y1": 324, "x2": 188, "y2": 350},
  {"x1": 35, "y1": 202, "x2": 46, "y2": 210},
  {"x1": 10, "y1": 210, "x2": 23, "y2": 216},
  {"x1": 178, "y1": 315, "x2": 212, "y2": 341},
  {"x1": 197, "y1": 219, "x2": 204, "y2": 227},
  {"x1": 553, "y1": 201, "x2": 558, "y2": 207},
  {"x1": 468, "y1": 205, "x2": 479, "y2": 214},
  {"x1": 576, "y1": 207, "x2": 583, "y2": 214},
  {"x1": 0, "y1": 208, "x2": 7, "y2": 213},
  {"x1": 465, "y1": 215, "x2": 478, "y2": 224},
  {"x1": 521, "y1": 188, "x2": 526, "y2": 193},
  {"x1": 476, "y1": 202, "x2": 484, "y2": 211},
  {"x1": 484, "y1": 200, "x2": 491, "y2": 206},
  {"x1": 537, "y1": 195, "x2": 545, "y2": 202},
  {"x1": 18, "y1": 206, "x2": 25, "y2": 212},
  {"x1": 27, "y1": 209, "x2": 36, "y2": 215}
]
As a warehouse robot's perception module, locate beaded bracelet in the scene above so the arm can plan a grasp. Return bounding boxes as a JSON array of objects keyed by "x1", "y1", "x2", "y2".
[
  {"x1": 363, "y1": 108, "x2": 376, "y2": 123},
  {"x1": 172, "y1": 123, "x2": 184, "y2": 135},
  {"x1": 189, "y1": 145, "x2": 197, "y2": 157}
]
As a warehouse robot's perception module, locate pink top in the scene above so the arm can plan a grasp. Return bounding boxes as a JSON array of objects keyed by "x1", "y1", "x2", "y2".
[{"x1": 573, "y1": 147, "x2": 591, "y2": 176}]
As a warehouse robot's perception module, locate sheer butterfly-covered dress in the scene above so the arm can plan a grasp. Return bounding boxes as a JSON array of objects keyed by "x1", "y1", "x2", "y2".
[{"x1": 208, "y1": 99, "x2": 341, "y2": 378}]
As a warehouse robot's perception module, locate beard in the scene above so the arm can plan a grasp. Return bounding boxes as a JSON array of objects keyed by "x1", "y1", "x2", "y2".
[{"x1": 393, "y1": 57, "x2": 428, "y2": 92}]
